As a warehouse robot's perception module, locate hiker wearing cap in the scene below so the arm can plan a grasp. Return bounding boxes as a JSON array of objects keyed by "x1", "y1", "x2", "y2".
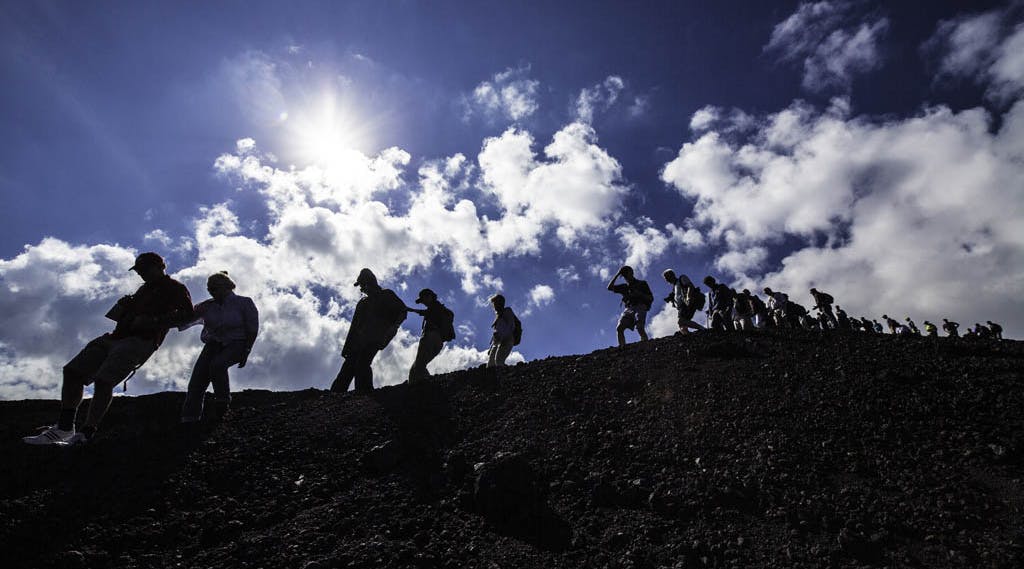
[
  {"x1": 809, "y1": 288, "x2": 837, "y2": 330},
  {"x1": 24, "y1": 252, "x2": 194, "y2": 445},
  {"x1": 609, "y1": 266, "x2": 654, "y2": 346},
  {"x1": 487, "y1": 294, "x2": 518, "y2": 367},
  {"x1": 330, "y1": 269, "x2": 407, "y2": 393},
  {"x1": 180, "y1": 272, "x2": 259, "y2": 423},
  {"x1": 406, "y1": 288, "x2": 455, "y2": 383},
  {"x1": 662, "y1": 270, "x2": 704, "y2": 335}
]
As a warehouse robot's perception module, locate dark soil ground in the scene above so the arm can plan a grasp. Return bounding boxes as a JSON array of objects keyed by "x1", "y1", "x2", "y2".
[{"x1": 2, "y1": 330, "x2": 1023, "y2": 569}]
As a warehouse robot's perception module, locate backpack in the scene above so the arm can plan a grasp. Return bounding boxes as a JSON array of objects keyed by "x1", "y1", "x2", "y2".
[
  {"x1": 819, "y1": 292, "x2": 834, "y2": 305},
  {"x1": 438, "y1": 304, "x2": 456, "y2": 342},
  {"x1": 634, "y1": 280, "x2": 654, "y2": 310},
  {"x1": 512, "y1": 312, "x2": 523, "y2": 346},
  {"x1": 687, "y1": 285, "x2": 706, "y2": 310}
]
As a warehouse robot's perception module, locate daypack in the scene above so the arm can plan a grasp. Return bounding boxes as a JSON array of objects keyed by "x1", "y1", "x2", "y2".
[
  {"x1": 819, "y1": 292, "x2": 834, "y2": 305},
  {"x1": 687, "y1": 285, "x2": 706, "y2": 310},
  {"x1": 634, "y1": 280, "x2": 654, "y2": 310},
  {"x1": 438, "y1": 304, "x2": 456, "y2": 342},
  {"x1": 512, "y1": 312, "x2": 523, "y2": 346}
]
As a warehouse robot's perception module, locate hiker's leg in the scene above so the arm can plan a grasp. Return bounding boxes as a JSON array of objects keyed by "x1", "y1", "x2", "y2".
[
  {"x1": 84, "y1": 338, "x2": 154, "y2": 429},
  {"x1": 60, "y1": 336, "x2": 110, "y2": 426},
  {"x1": 208, "y1": 342, "x2": 244, "y2": 407},
  {"x1": 182, "y1": 343, "x2": 216, "y2": 420}
]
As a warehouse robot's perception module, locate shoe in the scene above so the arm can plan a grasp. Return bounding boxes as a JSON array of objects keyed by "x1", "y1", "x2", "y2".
[
  {"x1": 55, "y1": 433, "x2": 89, "y2": 446},
  {"x1": 23, "y1": 425, "x2": 76, "y2": 445}
]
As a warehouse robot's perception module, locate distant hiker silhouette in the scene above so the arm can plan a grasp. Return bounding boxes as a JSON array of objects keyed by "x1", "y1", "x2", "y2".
[
  {"x1": 406, "y1": 288, "x2": 455, "y2": 383},
  {"x1": 487, "y1": 294, "x2": 519, "y2": 368},
  {"x1": 745, "y1": 289, "x2": 769, "y2": 329},
  {"x1": 179, "y1": 272, "x2": 259, "y2": 423},
  {"x1": 923, "y1": 320, "x2": 938, "y2": 337},
  {"x1": 703, "y1": 276, "x2": 734, "y2": 332},
  {"x1": 835, "y1": 305, "x2": 850, "y2": 330},
  {"x1": 331, "y1": 269, "x2": 406, "y2": 393},
  {"x1": 904, "y1": 317, "x2": 920, "y2": 335},
  {"x1": 763, "y1": 287, "x2": 789, "y2": 328},
  {"x1": 609, "y1": 266, "x2": 653, "y2": 346},
  {"x1": 809, "y1": 288, "x2": 837, "y2": 329},
  {"x1": 942, "y1": 318, "x2": 960, "y2": 337},
  {"x1": 661, "y1": 270, "x2": 703, "y2": 335},
  {"x1": 24, "y1": 252, "x2": 194, "y2": 445},
  {"x1": 732, "y1": 288, "x2": 754, "y2": 331},
  {"x1": 986, "y1": 320, "x2": 1003, "y2": 340}
]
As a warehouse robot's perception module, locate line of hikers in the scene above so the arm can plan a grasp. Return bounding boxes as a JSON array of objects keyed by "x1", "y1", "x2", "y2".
[
  {"x1": 608, "y1": 265, "x2": 1005, "y2": 344},
  {"x1": 22, "y1": 254, "x2": 1007, "y2": 446}
]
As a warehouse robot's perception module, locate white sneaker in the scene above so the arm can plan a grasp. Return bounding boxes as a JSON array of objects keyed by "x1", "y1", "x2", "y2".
[
  {"x1": 23, "y1": 425, "x2": 76, "y2": 445},
  {"x1": 55, "y1": 433, "x2": 89, "y2": 446}
]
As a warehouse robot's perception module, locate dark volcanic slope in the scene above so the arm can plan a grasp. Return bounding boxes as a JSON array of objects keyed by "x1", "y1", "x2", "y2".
[{"x1": 2, "y1": 332, "x2": 1023, "y2": 569}]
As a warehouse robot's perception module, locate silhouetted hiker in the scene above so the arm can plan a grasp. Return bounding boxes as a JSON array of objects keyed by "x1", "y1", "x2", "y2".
[
  {"x1": 662, "y1": 270, "x2": 704, "y2": 335},
  {"x1": 786, "y1": 301, "x2": 811, "y2": 329},
  {"x1": 180, "y1": 272, "x2": 259, "y2": 423},
  {"x1": 986, "y1": 321, "x2": 1003, "y2": 340},
  {"x1": 882, "y1": 314, "x2": 902, "y2": 335},
  {"x1": 331, "y1": 269, "x2": 406, "y2": 393},
  {"x1": 873, "y1": 320, "x2": 884, "y2": 334},
  {"x1": 904, "y1": 317, "x2": 920, "y2": 335},
  {"x1": 835, "y1": 305, "x2": 850, "y2": 330},
  {"x1": 923, "y1": 321, "x2": 938, "y2": 337},
  {"x1": 703, "y1": 276, "x2": 734, "y2": 332},
  {"x1": 406, "y1": 288, "x2": 455, "y2": 383},
  {"x1": 743, "y1": 290, "x2": 767, "y2": 329},
  {"x1": 763, "y1": 287, "x2": 789, "y2": 328},
  {"x1": 809, "y1": 288, "x2": 837, "y2": 329},
  {"x1": 24, "y1": 253, "x2": 193, "y2": 445},
  {"x1": 975, "y1": 323, "x2": 992, "y2": 339},
  {"x1": 732, "y1": 288, "x2": 754, "y2": 331},
  {"x1": 487, "y1": 294, "x2": 518, "y2": 367},
  {"x1": 609, "y1": 266, "x2": 654, "y2": 345},
  {"x1": 942, "y1": 318, "x2": 960, "y2": 337}
]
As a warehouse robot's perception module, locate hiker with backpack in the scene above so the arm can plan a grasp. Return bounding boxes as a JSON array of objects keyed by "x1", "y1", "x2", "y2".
[
  {"x1": 661, "y1": 270, "x2": 704, "y2": 335},
  {"x1": 923, "y1": 321, "x2": 938, "y2": 337},
  {"x1": 180, "y1": 271, "x2": 259, "y2": 423},
  {"x1": 942, "y1": 318, "x2": 960, "y2": 337},
  {"x1": 745, "y1": 289, "x2": 769, "y2": 329},
  {"x1": 405, "y1": 288, "x2": 455, "y2": 383},
  {"x1": 809, "y1": 288, "x2": 837, "y2": 329},
  {"x1": 330, "y1": 268, "x2": 407, "y2": 393},
  {"x1": 763, "y1": 287, "x2": 789, "y2": 328},
  {"x1": 487, "y1": 293, "x2": 519, "y2": 367},
  {"x1": 904, "y1": 317, "x2": 920, "y2": 335},
  {"x1": 703, "y1": 276, "x2": 735, "y2": 332},
  {"x1": 986, "y1": 321, "x2": 1003, "y2": 340},
  {"x1": 608, "y1": 266, "x2": 654, "y2": 346},
  {"x1": 23, "y1": 252, "x2": 194, "y2": 445},
  {"x1": 835, "y1": 305, "x2": 851, "y2": 331},
  {"x1": 732, "y1": 288, "x2": 754, "y2": 331}
]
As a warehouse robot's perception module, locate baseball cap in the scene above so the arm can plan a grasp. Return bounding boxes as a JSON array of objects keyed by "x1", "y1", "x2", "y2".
[{"x1": 130, "y1": 252, "x2": 165, "y2": 272}]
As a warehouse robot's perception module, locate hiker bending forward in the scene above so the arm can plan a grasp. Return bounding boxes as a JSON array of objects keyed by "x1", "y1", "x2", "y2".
[
  {"x1": 180, "y1": 272, "x2": 259, "y2": 422},
  {"x1": 406, "y1": 288, "x2": 454, "y2": 383},
  {"x1": 24, "y1": 252, "x2": 193, "y2": 445},
  {"x1": 331, "y1": 268, "x2": 407, "y2": 393}
]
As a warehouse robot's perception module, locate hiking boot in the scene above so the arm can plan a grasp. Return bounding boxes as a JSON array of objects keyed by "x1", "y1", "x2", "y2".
[
  {"x1": 23, "y1": 425, "x2": 76, "y2": 445},
  {"x1": 55, "y1": 433, "x2": 89, "y2": 446}
]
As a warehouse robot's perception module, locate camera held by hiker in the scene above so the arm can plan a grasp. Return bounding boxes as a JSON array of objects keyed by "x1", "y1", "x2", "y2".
[
  {"x1": 179, "y1": 272, "x2": 259, "y2": 423},
  {"x1": 609, "y1": 266, "x2": 654, "y2": 346},
  {"x1": 24, "y1": 252, "x2": 194, "y2": 445},
  {"x1": 331, "y1": 269, "x2": 406, "y2": 393},
  {"x1": 406, "y1": 288, "x2": 455, "y2": 383}
]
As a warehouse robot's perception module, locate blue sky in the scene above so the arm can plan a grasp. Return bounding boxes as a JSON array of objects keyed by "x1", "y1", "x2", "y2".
[{"x1": 1, "y1": 0, "x2": 1022, "y2": 399}]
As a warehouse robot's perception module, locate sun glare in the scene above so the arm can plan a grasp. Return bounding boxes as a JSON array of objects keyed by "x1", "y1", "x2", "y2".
[{"x1": 288, "y1": 91, "x2": 371, "y2": 169}]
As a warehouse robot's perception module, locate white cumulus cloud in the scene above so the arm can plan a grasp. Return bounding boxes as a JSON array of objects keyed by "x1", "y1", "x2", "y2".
[{"x1": 463, "y1": 64, "x2": 540, "y2": 123}]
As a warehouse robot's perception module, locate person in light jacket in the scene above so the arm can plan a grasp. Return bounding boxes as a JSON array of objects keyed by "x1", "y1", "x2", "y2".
[{"x1": 180, "y1": 271, "x2": 258, "y2": 422}]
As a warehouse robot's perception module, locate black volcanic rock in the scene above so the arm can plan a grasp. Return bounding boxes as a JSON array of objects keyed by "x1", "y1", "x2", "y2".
[{"x1": 1, "y1": 331, "x2": 1023, "y2": 568}]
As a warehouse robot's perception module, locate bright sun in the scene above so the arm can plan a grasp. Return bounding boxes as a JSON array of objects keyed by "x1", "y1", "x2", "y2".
[{"x1": 287, "y1": 91, "x2": 370, "y2": 168}]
